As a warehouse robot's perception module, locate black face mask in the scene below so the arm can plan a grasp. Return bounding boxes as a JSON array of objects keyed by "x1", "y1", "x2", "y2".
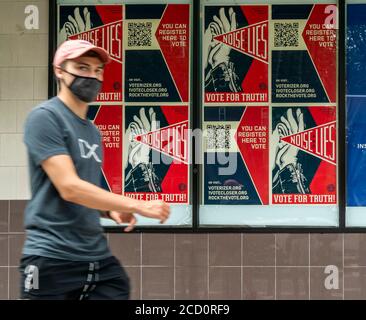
[{"x1": 61, "y1": 69, "x2": 102, "y2": 103}]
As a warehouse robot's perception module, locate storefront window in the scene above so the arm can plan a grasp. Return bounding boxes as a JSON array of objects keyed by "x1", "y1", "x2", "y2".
[
  {"x1": 200, "y1": 0, "x2": 339, "y2": 227},
  {"x1": 346, "y1": 0, "x2": 366, "y2": 227},
  {"x1": 56, "y1": 0, "x2": 193, "y2": 227},
  {"x1": 53, "y1": 1, "x2": 345, "y2": 229}
]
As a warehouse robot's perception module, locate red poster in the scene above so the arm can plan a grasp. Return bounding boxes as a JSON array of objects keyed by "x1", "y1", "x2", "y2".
[
  {"x1": 203, "y1": 5, "x2": 269, "y2": 104},
  {"x1": 272, "y1": 4, "x2": 337, "y2": 103},
  {"x1": 272, "y1": 106, "x2": 336, "y2": 205},
  {"x1": 203, "y1": 106, "x2": 268, "y2": 205},
  {"x1": 125, "y1": 4, "x2": 190, "y2": 103},
  {"x1": 124, "y1": 105, "x2": 189, "y2": 204}
]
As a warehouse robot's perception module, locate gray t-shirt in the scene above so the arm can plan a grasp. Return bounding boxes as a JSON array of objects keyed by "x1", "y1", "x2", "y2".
[{"x1": 22, "y1": 96, "x2": 111, "y2": 261}]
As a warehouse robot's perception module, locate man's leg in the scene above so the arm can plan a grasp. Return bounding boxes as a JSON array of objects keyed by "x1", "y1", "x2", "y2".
[
  {"x1": 87, "y1": 276, "x2": 130, "y2": 300},
  {"x1": 87, "y1": 256, "x2": 130, "y2": 300}
]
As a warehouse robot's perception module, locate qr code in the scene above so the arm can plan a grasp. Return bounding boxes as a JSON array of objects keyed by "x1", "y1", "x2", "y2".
[
  {"x1": 274, "y1": 22, "x2": 299, "y2": 47},
  {"x1": 207, "y1": 125, "x2": 231, "y2": 150},
  {"x1": 127, "y1": 22, "x2": 152, "y2": 47}
]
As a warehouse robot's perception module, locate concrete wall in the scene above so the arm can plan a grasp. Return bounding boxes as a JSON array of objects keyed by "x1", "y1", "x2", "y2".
[{"x1": 0, "y1": 0, "x2": 48, "y2": 200}]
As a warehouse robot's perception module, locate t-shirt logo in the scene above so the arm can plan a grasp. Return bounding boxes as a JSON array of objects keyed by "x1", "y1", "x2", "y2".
[{"x1": 78, "y1": 139, "x2": 101, "y2": 163}]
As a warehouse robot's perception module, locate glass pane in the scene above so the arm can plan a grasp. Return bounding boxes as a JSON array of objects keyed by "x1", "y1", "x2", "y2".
[
  {"x1": 57, "y1": 0, "x2": 193, "y2": 227},
  {"x1": 200, "y1": 0, "x2": 339, "y2": 227},
  {"x1": 346, "y1": 0, "x2": 366, "y2": 226}
]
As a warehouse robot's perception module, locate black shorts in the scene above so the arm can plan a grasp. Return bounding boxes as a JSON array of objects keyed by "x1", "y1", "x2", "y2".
[{"x1": 19, "y1": 255, "x2": 130, "y2": 300}]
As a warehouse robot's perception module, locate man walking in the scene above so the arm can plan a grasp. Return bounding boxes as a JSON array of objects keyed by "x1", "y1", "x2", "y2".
[{"x1": 20, "y1": 40, "x2": 170, "y2": 300}]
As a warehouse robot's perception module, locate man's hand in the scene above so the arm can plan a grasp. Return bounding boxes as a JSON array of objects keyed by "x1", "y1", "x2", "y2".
[
  {"x1": 139, "y1": 200, "x2": 170, "y2": 224},
  {"x1": 109, "y1": 211, "x2": 137, "y2": 232},
  {"x1": 107, "y1": 200, "x2": 170, "y2": 228}
]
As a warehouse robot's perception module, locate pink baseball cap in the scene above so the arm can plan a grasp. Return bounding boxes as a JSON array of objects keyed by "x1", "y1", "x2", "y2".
[{"x1": 53, "y1": 40, "x2": 111, "y2": 67}]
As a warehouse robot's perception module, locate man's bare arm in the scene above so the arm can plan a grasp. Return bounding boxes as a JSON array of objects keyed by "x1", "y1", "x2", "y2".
[{"x1": 41, "y1": 154, "x2": 169, "y2": 222}]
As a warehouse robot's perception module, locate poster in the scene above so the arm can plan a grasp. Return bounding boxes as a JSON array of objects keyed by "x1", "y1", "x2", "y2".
[
  {"x1": 58, "y1": 3, "x2": 192, "y2": 208},
  {"x1": 203, "y1": 106, "x2": 269, "y2": 205},
  {"x1": 203, "y1": 5, "x2": 269, "y2": 104},
  {"x1": 124, "y1": 105, "x2": 189, "y2": 204},
  {"x1": 203, "y1": 105, "x2": 337, "y2": 206},
  {"x1": 346, "y1": 4, "x2": 366, "y2": 206},
  {"x1": 271, "y1": 106, "x2": 336, "y2": 205},
  {"x1": 58, "y1": 5, "x2": 123, "y2": 103},
  {"x1": 202, "y1": 3, "x2": 338, "y2": 210},
  {"x1": 87, "y1": 105, "x2": 123, "y2": 195},
  {"x1": 124, "y1": 4, "x2": 190, "y2": 103},
  {"x1": 271, "y1": 4, "x2": 337, "y2": 103}
]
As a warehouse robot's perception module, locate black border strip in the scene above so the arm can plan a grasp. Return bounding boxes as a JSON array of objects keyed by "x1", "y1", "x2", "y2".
[
  {"x1": 192, "y1": 0, "x2": 200, "y2": 232},
  {"x1": 48, "y1": 0, "x2": 58, "y2": 98},
  {"x1": 338, "y1": 0, "x2": 346, "y2": 230},
  {"x1": 49, "y1": 0, "x2": 363, "y2": 233}
]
